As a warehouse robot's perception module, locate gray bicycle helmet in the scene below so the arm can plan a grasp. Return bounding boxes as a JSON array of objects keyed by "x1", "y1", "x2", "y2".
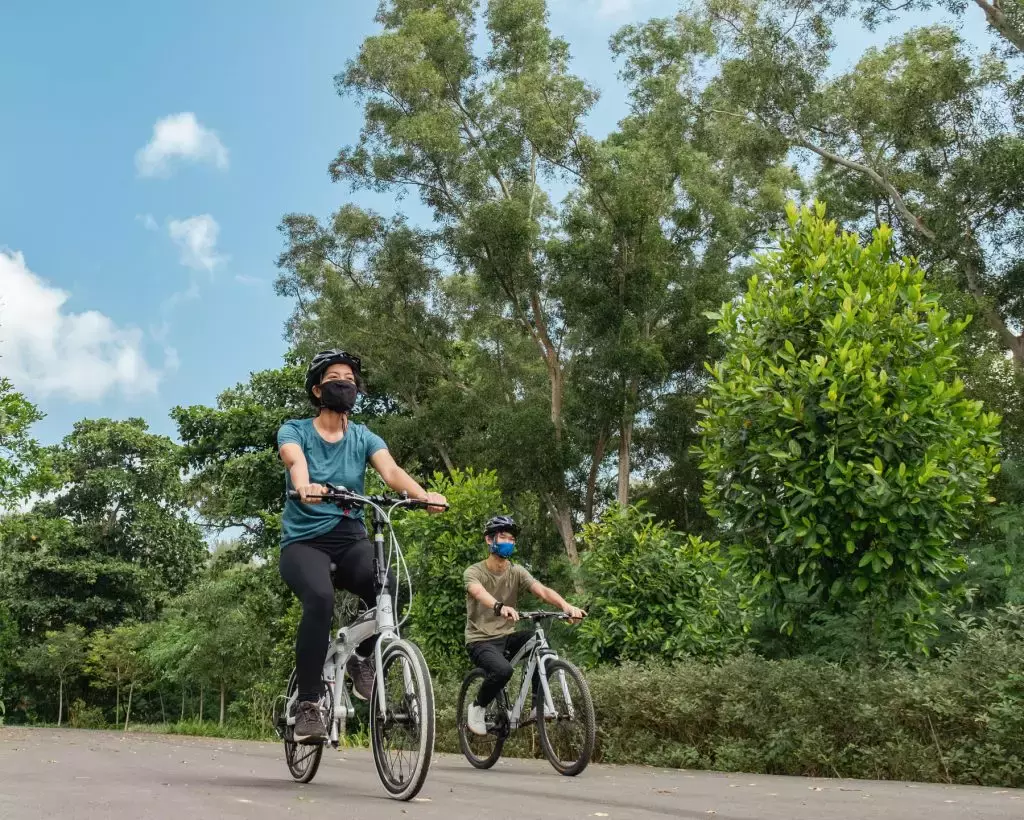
[
  {"x1": 305, "y1": 348, "x2": 363, "y2": 406},
  {"x1": 483, "y1": 515, "x2": 519, "y2": 538}
]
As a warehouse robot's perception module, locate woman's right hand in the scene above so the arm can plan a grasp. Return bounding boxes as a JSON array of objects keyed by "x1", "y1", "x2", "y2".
[{"x1": 296, "y1": 483, "x2": 327, "y2": 503}]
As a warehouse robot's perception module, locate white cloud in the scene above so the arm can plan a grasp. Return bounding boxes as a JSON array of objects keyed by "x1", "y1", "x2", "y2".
[
  {"x1": 234, "y1": 274, "x2": 263, "y2": 286},
  {"x1": 0, "y1": 250, "x2": 163, "y2": 401},
  {"x1": 168, "y1": 215, "x2": 227, "y2": 271},
  {"x1": 135, "y1": 112, "x2": 229, "y2": 178},
  {"x1": 136, "y1": 213, "x2": 159, "y2": 231}
]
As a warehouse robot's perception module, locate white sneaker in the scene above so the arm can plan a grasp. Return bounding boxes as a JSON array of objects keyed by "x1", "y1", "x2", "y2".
[{"x1": 466, "y1": 703, "x2": 488, "y2": 736}]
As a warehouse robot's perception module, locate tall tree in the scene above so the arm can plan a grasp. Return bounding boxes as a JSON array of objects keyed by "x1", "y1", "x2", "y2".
[
  {"x1": 628, "y1": 0, "x2": 1024, "y2": 372},
  {"x1": 20, "y1": 625, "x2": 88, "y2": 727},
  {"x1": 324, "y1": 0, "x2": 602, "y2": 562}
]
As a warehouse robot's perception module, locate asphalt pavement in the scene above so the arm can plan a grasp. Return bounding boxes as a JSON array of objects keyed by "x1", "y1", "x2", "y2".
[{"x1": 0, "y1": 727, "x2": 1020, "y2": 819}]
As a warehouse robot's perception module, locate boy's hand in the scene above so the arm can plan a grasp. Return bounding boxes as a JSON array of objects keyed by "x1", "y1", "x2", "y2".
[
  {"x1": 563, "y1": 605, "x2": 586, "y2": 622},
  {"x1": 500, "y1": 606, "x2": 520, "y2": 622}
]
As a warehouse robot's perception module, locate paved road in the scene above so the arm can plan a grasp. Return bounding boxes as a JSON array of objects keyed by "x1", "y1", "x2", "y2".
[{"x1": 1, "y1": 727, "x2": 1021, "y2": 819}]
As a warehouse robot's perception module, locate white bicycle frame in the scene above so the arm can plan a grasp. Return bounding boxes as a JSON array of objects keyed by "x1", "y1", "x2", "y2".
[
  {"x1": 502, "y1": 623, "x2": 575, "y2": 729},
  {"x1": 283, "y1": 492, "x2": 418, "y2": 746}
]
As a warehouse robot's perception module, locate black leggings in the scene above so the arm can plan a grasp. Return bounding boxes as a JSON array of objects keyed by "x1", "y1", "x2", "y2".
[
  {"x1": 468, "y1": 632, "x2": 537, "y2": 708},
  {"x1": 279, "y1": 518, "x2": 396, "y2": 702}
]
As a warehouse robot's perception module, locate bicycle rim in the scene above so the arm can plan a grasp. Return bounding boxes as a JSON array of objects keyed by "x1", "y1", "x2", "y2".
[
  {"x1": 283, "y1": 668, "x2": 326, "y2": 783},
  {"x1": 536, "y1": 659, "x2": 596, "y2": 777},
  {"x1": 370, "y1": 640, "x2": 435, "y2": 800},
  {"x1": 456, "y1": 668, "x2": 507, "y2": 769}
]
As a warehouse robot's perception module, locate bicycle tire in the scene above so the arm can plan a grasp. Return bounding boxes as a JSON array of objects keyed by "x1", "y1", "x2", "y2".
[
  {"x1": 536, "y1": 658, "x2": 596, "y2": 777},
  {"x1": 456, "y1": 668, "x2": 507, "y2": 769},
  {"x1": 370, "y1": 640, "x2": 435, "y2": 800},
  {"x1": 283, "y1": 668, "x2": 325, "y2": 783}
]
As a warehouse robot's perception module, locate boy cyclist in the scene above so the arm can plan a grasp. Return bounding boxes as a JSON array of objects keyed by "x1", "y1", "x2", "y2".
[{"x1": 463, "y1": 515, "x2": 585, "y2": 735}]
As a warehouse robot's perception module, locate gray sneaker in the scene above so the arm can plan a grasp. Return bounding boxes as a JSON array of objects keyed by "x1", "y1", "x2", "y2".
[
  {"x1": 293, "y1": 701, "x2": 326, "y2": 744},
  {"x1": 347, "y1": 654, "x2": 375, "y2": 701}
]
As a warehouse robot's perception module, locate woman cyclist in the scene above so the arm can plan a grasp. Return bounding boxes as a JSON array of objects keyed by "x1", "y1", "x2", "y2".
[{"x1": 278, "y1": 349, "x2": 447, "y2": 743}]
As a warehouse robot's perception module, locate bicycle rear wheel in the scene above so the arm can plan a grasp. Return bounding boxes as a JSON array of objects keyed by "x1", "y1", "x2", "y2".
[
  {"x1": 456, "y1": 668, "x2": 508, "y2": 769},
  {"x1": 370, "y1": 640, "x2": 435, "y2": 800},
  {"x1": 536, "y1": 658, "x2": 596, "y2": 777},
  {"x1": 282, "y1": 668, "x2": 326, "y2": 784}
]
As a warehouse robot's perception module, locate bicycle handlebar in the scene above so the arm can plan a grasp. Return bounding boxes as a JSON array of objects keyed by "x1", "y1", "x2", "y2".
[
  {"x1": 287, "y1": 484, "x2": 449, "y2": 511},
  {"x1": 517, "y1": 610, "x2": 583, "y2": 621}
]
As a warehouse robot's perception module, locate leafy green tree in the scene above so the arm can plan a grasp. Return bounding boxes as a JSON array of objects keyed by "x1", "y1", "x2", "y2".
[
  {"x1": 575, "y1": 504, "x2": 746, "y2": 665},
  {"x1": 0, "y1": 419, "x2": 206, "y2": 636},
  {"x1": 173, "y1": 367, "x2": 308, "y2": 561},
  {"x1": 690, "y1": 2, "x2": 1021, "y2": 372},
  {"x1": 87, "y1": 623, "x2": 148, "y2": 730},
  {"x1": 0, "y1": 378, "x2": 43, "y2": 506},
  {"x1": 696, "y1": 203, "x2": 1002, "y2": 635},
  {"x1": 20, "y1": 625, "x2": 88, "y2": 726},
  {"x1": 176, "y1": 568, "x2": 271, "y2": 726}
]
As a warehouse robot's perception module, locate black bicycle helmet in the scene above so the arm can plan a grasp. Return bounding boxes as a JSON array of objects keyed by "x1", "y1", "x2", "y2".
[
  {"x1": 305, "y1": 348, "x2": 363, "y2": 406},
  {"x1": 483, "y1": 515, "x2": 519, "y2": 538}
]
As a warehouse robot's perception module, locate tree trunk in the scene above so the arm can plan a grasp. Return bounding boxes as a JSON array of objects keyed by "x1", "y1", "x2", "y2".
[
  {"x1": 219, "y1": 682, "x2": 226, "y2": 727},
  {"x1": 617, "y1": 379, "x2": 639, "y2": 507},
  {"x1": 971, "y1": 0, "x2": 1024, "y2": 53},
  {"x1": 585, "y1": 427, "x2": 609, "y2": 524},
  {"x1": 57, "y1": 677, "x2": 63, "y2": 728},
  {"x1": 115, "y1": 680, "x2": 120, "y2": 728},
  {"x1": 435, "y1": 440, "x2": 456, "y2": 474},
  {"x1": 546, "y1": 494, "x2": 580, "y2": 571},
  {"x1": 199, "y1": 686, "x2": 204, "y2": 722},
  {"x1": 180, "y1": 687, "x2": 186, "y2": 722},
  {"x1": 123, "y1": 682, "x2": 134, "y2": 732},
  {"x1": 159, "y1": 690, "x2": 166, "y2": 725}
]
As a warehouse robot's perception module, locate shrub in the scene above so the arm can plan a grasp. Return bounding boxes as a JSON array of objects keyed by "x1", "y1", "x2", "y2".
[
  {"x1": 696, "y1": 202, "x2": 1002, "y2": 636},
  {"x1": 397, "y1": 468, "x2": 505, "y2": 674},
  {"x1": 68, "y1": 699, "x2": 107, "y2": 729},
  {"x1": 575, "y1": 504, "x2": 747, "y2": 665}
]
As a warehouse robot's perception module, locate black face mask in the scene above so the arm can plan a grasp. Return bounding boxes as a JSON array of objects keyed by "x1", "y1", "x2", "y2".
[{"x1": 319, "y1": 380, "x2": 358, "y2": 413}]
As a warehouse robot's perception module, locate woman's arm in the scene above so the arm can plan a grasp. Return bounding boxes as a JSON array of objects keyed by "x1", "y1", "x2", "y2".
[
  {"x1": 369, "y1": 449, "x2": 447, "y2": 510},
  {"x1": 280, "y1": 443, "x2": 325, "y2": 503}
]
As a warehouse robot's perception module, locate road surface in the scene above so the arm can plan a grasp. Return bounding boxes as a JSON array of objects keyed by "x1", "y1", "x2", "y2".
[{"x1": 0, "y1": 727, "x2": 1020, "y2": 819}]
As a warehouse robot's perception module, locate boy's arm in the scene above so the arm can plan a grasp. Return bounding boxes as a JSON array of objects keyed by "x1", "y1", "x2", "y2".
[
  {"x1": 529, "y1": 581, "x2": 586, "y2": 621},
  {"x1": 466, "y1": 575, "x2": 519, "y2": 622}
]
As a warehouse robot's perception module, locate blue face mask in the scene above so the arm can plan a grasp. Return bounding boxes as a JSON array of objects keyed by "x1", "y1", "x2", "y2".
[{"x1": 490, "y1": 539, "x2": 515, "y2": 558}]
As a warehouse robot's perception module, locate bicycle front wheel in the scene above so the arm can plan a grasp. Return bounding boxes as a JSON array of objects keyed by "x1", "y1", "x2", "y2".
[
  {"x1": 456, "y1": 668, "x2": 507, "y2": 769},
  {"x1": 369, "y1": 639, "x2": 435, "y2": 800},
  {"x1": 282, "y1": 668, "x2": 325, "y2": 784},
  {"x1": 536, "y1": 658, "x2": 596, "y2": 776}
]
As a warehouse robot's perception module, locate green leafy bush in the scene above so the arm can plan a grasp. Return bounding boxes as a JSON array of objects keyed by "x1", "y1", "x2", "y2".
[
  {"x1": 68, "y1": 699, "x2": 106, "y2": 729},
  {"x1": 397, "y1": 468, "x2": 505, "y2": 674},
  {"x1": 575, "y1": 504, "x2": 747, "y2": 665},
  {"x1": 696, "y1": 203, "x2": 1002, "y2": 634}
]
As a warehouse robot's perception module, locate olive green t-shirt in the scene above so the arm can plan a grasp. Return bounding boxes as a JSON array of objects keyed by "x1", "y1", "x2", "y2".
[{"x1": 464, "y1": 560, "x2": 538, "y2": 645}]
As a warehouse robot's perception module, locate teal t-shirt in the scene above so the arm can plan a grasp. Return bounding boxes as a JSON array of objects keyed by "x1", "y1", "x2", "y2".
[{"x1": 278, "y1": 418, "x2": 388, "y2": 546}]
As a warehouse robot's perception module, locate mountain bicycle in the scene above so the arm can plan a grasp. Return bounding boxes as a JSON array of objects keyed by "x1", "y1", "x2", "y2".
[
  {"x1": 456, "y1": 611, "x2": 596, "y2": 776},
  {"x1": 272, "y1": 484, "x2": 446, "y2": 800}
]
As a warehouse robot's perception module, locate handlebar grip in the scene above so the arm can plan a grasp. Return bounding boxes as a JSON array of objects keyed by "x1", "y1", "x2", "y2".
[{"x1": 287, "y1": 490, "x2": 300, "y2": 500}]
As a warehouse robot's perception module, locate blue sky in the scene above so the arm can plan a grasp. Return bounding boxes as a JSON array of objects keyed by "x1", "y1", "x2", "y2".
[{"x1": 0, "y1": 0, "x2": 992, "y2": 447}]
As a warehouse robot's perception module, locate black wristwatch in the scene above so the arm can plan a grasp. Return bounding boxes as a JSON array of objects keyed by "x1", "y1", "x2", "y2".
[{"x1": 493, "y1": 600, "x2": 504, "y2": 616}]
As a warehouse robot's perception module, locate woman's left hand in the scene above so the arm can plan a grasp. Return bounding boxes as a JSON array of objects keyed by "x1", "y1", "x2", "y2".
[{"x1": 423, "y1": 491, "x2": 448, "y2": 513}]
